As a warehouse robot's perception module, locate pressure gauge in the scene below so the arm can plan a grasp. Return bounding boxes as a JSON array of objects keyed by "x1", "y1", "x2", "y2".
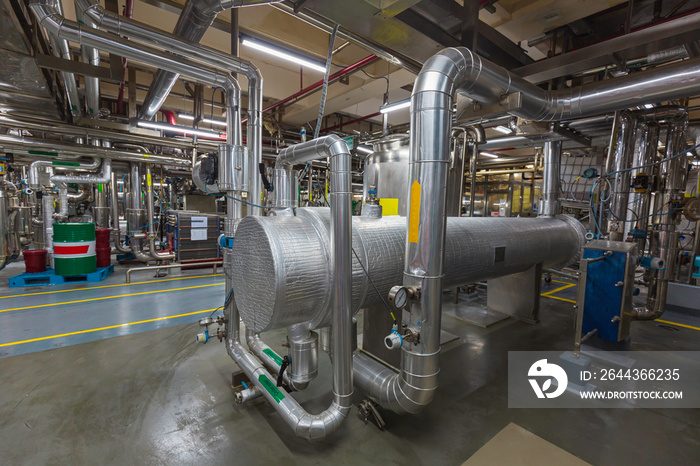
[{"x1": 388, "y1": 285, "x2": 410, "y2": 310}]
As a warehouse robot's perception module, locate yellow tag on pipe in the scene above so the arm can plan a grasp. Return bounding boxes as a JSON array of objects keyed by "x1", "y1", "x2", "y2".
[
  {"x1": 379, "y1": 198, "x2": 399, "y2": 216},
  {"x1": 147, "y1": 173, "x2": 152, "y2": 187},
  {"x1": 408, "y1": 180, "x2": 421, "y2": 243}
]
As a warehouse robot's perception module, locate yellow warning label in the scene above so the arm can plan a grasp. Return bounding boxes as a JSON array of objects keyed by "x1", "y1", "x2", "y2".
[
  {"x1": 147, "y1": 173, "x2": 152, "y2": 187},
  {"x1": 408, "y1": 181, "x2": 421, "y2": 243},
  {"x1": 379, "y1": 198, "x2": 399, "y2": 216}
]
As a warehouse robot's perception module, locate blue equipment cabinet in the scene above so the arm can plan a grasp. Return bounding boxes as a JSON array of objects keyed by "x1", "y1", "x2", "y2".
[{"x1": 576, "y1": 240, "x2": 637, "y2": 343}]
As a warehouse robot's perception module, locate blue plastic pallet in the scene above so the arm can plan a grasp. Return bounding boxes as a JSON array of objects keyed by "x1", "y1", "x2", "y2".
[{"x1": 9, "y1": 264, "x2": 114, "y2": 288}]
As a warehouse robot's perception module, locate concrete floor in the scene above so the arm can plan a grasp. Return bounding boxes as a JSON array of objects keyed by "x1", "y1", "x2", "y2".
[{"x1": 0, "y1": 265, "x2": 698, "y2": 465}]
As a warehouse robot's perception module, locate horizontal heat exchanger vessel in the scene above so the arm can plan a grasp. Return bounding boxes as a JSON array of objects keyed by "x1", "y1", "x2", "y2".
[{"x1": 232, "y1": 207, "x2": 585, "y2": 333}]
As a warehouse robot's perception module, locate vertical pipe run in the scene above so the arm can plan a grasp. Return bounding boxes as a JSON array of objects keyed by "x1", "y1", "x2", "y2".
[
  {"x1": 110, "y1": 171, "x2": 130, "y2": 253},
  {"x1": 604, "y1": 111, "x2": 635, "y2": 240},
  {"x1": 634, "y1": 113, "x2": 689, "y2": 320},
  {"x1": 629, "y1": 121, "x2": 660, "y2": 252},
  {"x1": 540, "y1": 140, "x2": 561, "y2": 217}
]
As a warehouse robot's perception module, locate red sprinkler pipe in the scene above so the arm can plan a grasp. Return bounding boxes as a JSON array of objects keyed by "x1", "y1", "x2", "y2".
[
  {"x1": 242, "y1": 55, "x2": 379, "y2": 123},
  {"x1": 320, "y1": 111, "x2": 381, "y2": 133},
  {"x1": 160, "y1": 110, "x2": 177, "y2": 126}
]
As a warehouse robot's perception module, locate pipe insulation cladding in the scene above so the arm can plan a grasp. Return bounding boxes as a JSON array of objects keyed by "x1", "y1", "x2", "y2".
[{"x1": 232, "y1": 207, "x2": 585, "y2": 333}]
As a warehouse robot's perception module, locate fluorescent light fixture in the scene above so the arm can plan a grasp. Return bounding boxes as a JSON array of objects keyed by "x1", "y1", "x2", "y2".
[
  {"x1": 644, "y1": 103, "x2": 654, "y2": 109},
  {"x1": 480, "y1": 152, "x2": 500, "y2": 158},
  {"x1": 356, "y1": 145, "x2": 373, "y2": 155},
  {"x1": 137, "y1": 120, "x2": 222, "y2": 138},
  {"x1": 494, "y1": 125, "x2": 513, "y2": 134},
  {"x1": 241, "y1": 37, "x2": 327, "y2": 73},
  {"x1": 687, "y1": 152, "x2": 694, "y2": 157},
  {"x1": 177, "y1": 113, "x2": 227, "y2": 127},
  {"x1": 379, "y1": 99, "x2": 411, "y2": 114}
]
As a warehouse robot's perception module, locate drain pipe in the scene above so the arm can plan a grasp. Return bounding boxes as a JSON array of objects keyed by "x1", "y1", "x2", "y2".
[
  {"x1": 76, "y1": 0, "x2": 262, "y2": 214},
  {"x1": 144, "y1": 164, "x2": 175, "y2": 260},
  {"x1": 225, "y1": 135, "x2": 353, "y2": 438}
]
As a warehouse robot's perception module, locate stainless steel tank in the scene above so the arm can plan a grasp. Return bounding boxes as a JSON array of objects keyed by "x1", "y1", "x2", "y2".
[
  {"x1": 362, "y1": 134, "x2": 466, "y2": 216},
  {"x1": 362, "y1": 134, "x2": 410, "y2": 216}
]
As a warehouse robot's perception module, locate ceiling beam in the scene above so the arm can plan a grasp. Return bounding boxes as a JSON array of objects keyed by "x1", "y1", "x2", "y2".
[{"x1": 513, "y1": 10, "x2": 700, "y2": 83}]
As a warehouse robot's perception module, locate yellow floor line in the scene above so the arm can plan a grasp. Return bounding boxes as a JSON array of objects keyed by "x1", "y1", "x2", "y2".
[
  {"x1": 541, "y1": 282, "x2": 576, "y2": 296},
  {"x1": 541, "y1": 294, "x2": 577, "y2": 304},
  {"x1": 0, "y1": 283, "x2": 224, "y2": 313},
  {"x1": 0, "y1": 273, "x2": 224, "y2": 300},
  {"x1": 655, "y1": 319, "x2": 700, "y2": 332},
  {"x1": 0, "y1": 308, "x2": 218, "y2": 347},
  {"x1": 544, "y1": 278, "x2": 576, "y2": 285}
]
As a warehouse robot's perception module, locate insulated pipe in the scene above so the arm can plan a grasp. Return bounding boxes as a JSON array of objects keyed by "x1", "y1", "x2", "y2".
[
  {"x1": 629, "y1": 121, "x2": 660, "y2": 251},
  {"x1": 128, "y1": 163, "x2": 152, "y2": 263},
  {"x1": 633, "y1": 113, "x2": 689, "y2": 320},
  {"x1": 30, "y1": 0, "x2": 240, "y2": 149},
  {"x1": 417, "y1": 47, "x2": 700, "y2": 122},
  {"x1": 540, "y1": 140, "x2": 561, "y2": 217},
  {"x1": 144, "y1": 165, "x2": 175, "y2": 260},
  {"x1": 604, "y1": 111, "x2": 635, "y2": 240},
  {"x1": 110, "y1": 171, "x2": 131, "y2": 253},
  {"x1": 0, "y1": 134, "x2": 190, "y2": 167},
  {"x1": 464, "y1": 125, "x2": 485, "y2": 217},
  {"x1": 75, "y1": 0, "x2": 262, "y2": 213},
  {"x1": 41, "y1": 190, "x2": 54, "y2": 264},
  {"x1": 0, "y1": 114, "x2": 217, "y2": 151},
  {"x1": 52, "y1": 159, "x2": 111, "y2": 219},
  {"x1": 0, "y1": 187, "x2": 9, "y2": 271},
  {"x1": 51, "y1": 158, "x2": 111, "y2": 185},
  {"x1": 47, "y1": 0, "x2": 81, "y2": 117},
  {"x1": 134, "y1": 0, "x2": 282, "y2": 120},
  {"x1": 28, "y1": 157, "x2": 100, "y2": 188},
  {"x1": 245, "y1": 330, "x2": 308, "y2": 391},
  {"x1": 74, "y1": 0, "x2": 100, "y2": 118},
  {"x1": 226, "y1": 136, "x2": 353, "y2": 438}
]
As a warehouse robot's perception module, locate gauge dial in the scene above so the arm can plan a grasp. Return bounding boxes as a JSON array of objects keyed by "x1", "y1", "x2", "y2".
[{"x1": 388, "y1": 285, "x2": 410, "y2": 310}]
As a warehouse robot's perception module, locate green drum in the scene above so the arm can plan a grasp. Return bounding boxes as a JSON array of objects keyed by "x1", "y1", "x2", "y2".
[{"x1": 53, "y1": 222, "x2": 97, "y2": 275}]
